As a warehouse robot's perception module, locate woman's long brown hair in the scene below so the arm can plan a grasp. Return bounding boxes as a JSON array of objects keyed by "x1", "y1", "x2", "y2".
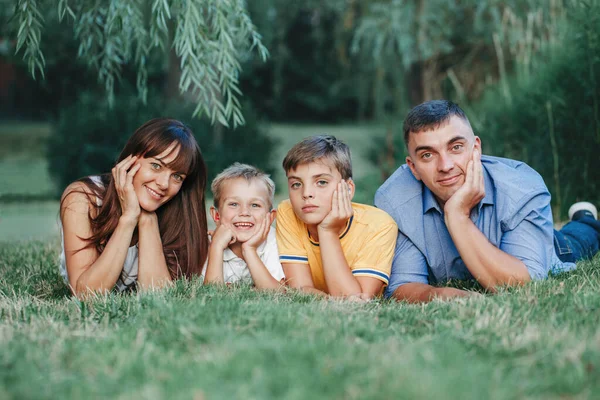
[{"x1": 63, "y1": 118, "x2": 209, "y2": 279}]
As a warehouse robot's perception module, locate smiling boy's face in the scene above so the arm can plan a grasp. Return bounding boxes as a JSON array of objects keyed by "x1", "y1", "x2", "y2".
[
  {"x1": 211, "y1": 178, "x2": 274, "y2": 243},
  {"x1": 286, "y1": 159, "x2": 355, "y2": 226}
]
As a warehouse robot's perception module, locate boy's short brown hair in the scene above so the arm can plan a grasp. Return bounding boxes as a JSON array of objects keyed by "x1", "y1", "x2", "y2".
[
  {"x1": 282, "y1": 135, "x2": 352, "y2": 180},
  {"x1": 211, "y1": 163, "x2": 276, "y2": 209}
]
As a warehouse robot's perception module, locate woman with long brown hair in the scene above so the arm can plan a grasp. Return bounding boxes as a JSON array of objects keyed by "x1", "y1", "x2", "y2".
[{"x1": 59, "y1": 118, "x2": 209, "y2": 296}]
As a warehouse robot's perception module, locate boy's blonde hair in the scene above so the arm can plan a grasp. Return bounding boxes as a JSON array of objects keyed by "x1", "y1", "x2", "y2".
[
  {"x1": 211, "y1": 163, "x2": 276, "y2": 209},
  {"x1": 282, "y1": 135, "x2": 352, "y2": 180}
]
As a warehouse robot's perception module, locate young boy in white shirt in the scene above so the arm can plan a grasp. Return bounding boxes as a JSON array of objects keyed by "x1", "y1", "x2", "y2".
[{"x1": 203, "y1": 163, "x2": 285, "y2": 289}]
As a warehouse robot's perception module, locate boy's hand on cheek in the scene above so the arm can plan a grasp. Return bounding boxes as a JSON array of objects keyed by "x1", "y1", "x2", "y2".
[
  {"x1": 444, "y1": 147, "x2": 485, "y2": 219},
  {"x1": 210, "y1": 223, "x2": 236, "y2": 250},
  {"x1": 318, "y1": 180, "x2": 354, "y2": 233},
  {"x1": 242, "y1": 214, "x2": 271, "y2": 256}
]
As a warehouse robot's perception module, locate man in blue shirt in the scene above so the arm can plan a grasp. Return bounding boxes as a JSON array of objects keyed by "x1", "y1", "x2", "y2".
[{"x1": 374, "y1": 100, "x2": 600, "y2": 302}]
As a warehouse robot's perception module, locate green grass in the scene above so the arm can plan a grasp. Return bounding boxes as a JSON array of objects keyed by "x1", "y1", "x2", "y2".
[
  {"x1": 0, "y1": 201, "x2": 60, "y2": 242},
  {"x1": 0, "y1": 122, "x2": 55, "y2": 199},
  {"x1": 1, "y1": 241, "x2": 599, "y2": 399}
]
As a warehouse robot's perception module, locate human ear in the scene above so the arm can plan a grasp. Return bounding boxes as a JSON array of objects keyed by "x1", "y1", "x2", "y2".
[
  {"x1": 210, "y1": 206, "x2": 221, "y2": 225},
  {"x1": 406, "y1": 156, "x2": 421, "y2": 181},
  {"x1": 346, "y1": 179, "x2": 356, "y2": 200},
  {"x1": 473, "y1": 136, "x2": 482, "y2": 152},
  {"x1": 268, "y1": 209, "x2": 276, "y2": 225}
]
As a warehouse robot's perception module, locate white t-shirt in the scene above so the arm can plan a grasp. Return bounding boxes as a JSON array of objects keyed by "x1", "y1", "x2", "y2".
[
  {"x1": 202, "y1": 226, "x2": 285, "y2": 284},
  {"x1": 59, "y1": 176, "x2": 138, "y2": 292}
]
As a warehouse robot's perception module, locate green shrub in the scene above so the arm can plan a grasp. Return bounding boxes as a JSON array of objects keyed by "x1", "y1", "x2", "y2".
[
  {"x1": 363, "y1": 2, "x2": 600, "y2": 218},
  {"x1": 47, "y1": 89, "x2": 278, "y2": 194},
  {"x1": 474, "y1": 1, "x2": 600, "y2": 219}
]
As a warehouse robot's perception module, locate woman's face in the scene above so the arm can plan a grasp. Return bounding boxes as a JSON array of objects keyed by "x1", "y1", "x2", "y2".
[{"x1": 132, "y1": 142, "x2": 188, "y2": 212}]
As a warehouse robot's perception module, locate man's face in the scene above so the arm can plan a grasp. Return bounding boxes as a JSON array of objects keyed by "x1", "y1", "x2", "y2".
[
  {"x1": 287, "y1": 160, "x2": 354, "y2": 226},
  {"x1": 211, "y1": 178, "x2": 274, "y2": 243},
  {"x1": 406, "y1": 116, "x2": 481, "y2": 206}
]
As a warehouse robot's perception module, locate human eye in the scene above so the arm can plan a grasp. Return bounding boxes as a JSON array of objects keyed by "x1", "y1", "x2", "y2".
[
  {"x1": 172, "y1": 173, "x2": 184, "y2": 182},
  {"x1": 316, "y1": 180, "x2": 328, "y2": 187},
  {"x1": 420, "y1": 152, "x2": 432, "y2": 160},
  {"x1": 290, "y1": 182, "x2": 301, "y2": 189},
  {"x1": 251, "y1": 203, "x2": 262, "y2": 208},
  {"x1": 451, "y1": 143, "x2": 464, "y2": 151},
  {"x1": 150, "y1": 162, "x2": 161, "y2": 170},
  {"x1": 228, "y1": 202, "x2": 238, "y2": 207}
]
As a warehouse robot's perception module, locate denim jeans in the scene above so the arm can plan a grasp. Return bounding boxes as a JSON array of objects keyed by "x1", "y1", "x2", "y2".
[{"x1": 554, "y1": 216, "x2": 600, "y2": 263}]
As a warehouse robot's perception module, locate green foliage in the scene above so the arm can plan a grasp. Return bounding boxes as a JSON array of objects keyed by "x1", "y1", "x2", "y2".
[
  {"x1": 474, "y1": 0, "x2": 600, "y2": 218},
  {"x1": 242, "y1": 2, "x2": 360, "y2": 121},
  {"x1": 1, "y1": 240, "x2": 600, "y2": 398},
  {"x1": 46, "y1": 88, "x2": 278, "y2": 194},
  {"x1": 6, "y1": 0, "x2": 268, "y2": 127},
  {"x1": 351, "y1": 0, "x2": 564, "y2": 116},
  {"x1": 13, "y1": 0, "x2": 45, "y2": 79}
]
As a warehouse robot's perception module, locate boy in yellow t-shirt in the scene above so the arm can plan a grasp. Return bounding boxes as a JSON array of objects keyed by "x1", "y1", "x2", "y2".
[{"x1": 276, "y1": 135, "x2": 398, "y2": 299}]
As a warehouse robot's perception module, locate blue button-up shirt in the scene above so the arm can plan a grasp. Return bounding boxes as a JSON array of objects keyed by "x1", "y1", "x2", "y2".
[{"x1": 374, "y1": 155, "x2": 572, "y2": 298}]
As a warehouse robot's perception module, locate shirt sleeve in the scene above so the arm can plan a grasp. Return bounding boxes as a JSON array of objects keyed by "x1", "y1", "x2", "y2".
[
  {"x1": 261, "y1": 227, "x2": 286, "y2": 281},
  {"x1": 275, "y1": 202, "x2": 309, "y2": 264},
  {"x1": 499, "y1": 191, "x2": 552, "y2": 280},
  {"x1": 384, "y1": 230, "x2": 429, "y2": 298},
  {"x1": 351, "y1": 221, "x2": 398, "y2": 285}
]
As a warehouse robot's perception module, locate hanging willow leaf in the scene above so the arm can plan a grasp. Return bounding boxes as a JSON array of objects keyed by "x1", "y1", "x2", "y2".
[{"x1": 8, "y1": 0, "x2": 268, "y2": 126}]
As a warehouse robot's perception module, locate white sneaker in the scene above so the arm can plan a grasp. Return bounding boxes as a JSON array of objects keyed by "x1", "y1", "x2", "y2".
[{"x1": 568, "y1": 202, "x2": 598, "y2": 221}]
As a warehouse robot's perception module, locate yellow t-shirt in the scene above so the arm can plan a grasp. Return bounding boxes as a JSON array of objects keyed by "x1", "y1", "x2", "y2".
[{"x1": 276, "y1": 199, "x2": 398, "y2": 293}]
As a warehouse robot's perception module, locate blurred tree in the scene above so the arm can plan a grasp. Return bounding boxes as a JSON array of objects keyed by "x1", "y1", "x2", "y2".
[
  {"x1": 353, "y1": 0, "x2": 566, "y2": 182},
  {"x1": 47, "y1": 87, "x2": 278, "y2": 193},
  {"x1": 352, "y1": 0, "x2": 564, "y2": 115},
  {"x1": 5, "y1": 0, "x2": 268, "y2": 127},
  {"x1": 243, "y1": 0, "x2": 360, "y2": 121},
  {"x1": 474, "y1": 0, "x2": 600, "y2": 219}
]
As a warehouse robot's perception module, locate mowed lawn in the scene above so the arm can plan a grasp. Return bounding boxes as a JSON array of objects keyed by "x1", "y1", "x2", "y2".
[
  {"x1": 1, "y1": 241, "x2": 599, "y2": 399},
  {"x1": 2, "y1": 122, "x2": 599, "y2": 398}
]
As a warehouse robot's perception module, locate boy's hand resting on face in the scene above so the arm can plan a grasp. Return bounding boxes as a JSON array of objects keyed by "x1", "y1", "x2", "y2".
[
  {"x1": 318, "y1": 180, "x2": 354, "y2": 233},
  {"x1": 209, "y1": 224, "x2": 236, "y2": 250},
  {"x1": 444, "y1": 148, "x2": 485, "y2": 219},
  {"x1": 242, "y1": 214, "x2": 271, "y2": 256}
]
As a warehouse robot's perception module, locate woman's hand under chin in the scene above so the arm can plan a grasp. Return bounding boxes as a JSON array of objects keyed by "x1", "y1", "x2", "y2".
[
  {"x1": 112, "y1": 155, "x2": 142, "y2": 223},
  {"x1": 138, "y1": 210, "x2": 158, "y2": 227}
]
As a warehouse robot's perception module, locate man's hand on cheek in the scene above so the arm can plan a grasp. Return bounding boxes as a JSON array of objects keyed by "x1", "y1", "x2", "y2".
[
  {"x1": 444, "y1": 148, "x2": 485, "y2": 219},
  {"x1": 318, "y1": 180, "x2": 354, "y2": 233}
]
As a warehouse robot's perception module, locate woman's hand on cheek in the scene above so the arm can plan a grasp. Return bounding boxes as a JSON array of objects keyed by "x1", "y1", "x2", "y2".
[{"x1": 112, "y1": 155, "x2": 142, "y2": 222}]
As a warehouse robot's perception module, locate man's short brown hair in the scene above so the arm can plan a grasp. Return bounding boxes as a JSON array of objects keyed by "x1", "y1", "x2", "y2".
[
  {"x1": 282, "y1": 135, "x2": 352, "y2": 180},
  {"x1": 403, "y1": 100, "x2": 472, "y2": 148}
]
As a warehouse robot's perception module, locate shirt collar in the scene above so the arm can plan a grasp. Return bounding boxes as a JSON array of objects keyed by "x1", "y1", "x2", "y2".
[
  {"x1": 221, "y1": 237, "x2": 268, "y2": 261},
  {"x1": 307, "y1": 215, "x2": 354, "y2": 246},
  {"x1": 422, "y1": 164, "x2": 495, "y2": 215},
  {"x1": 423, "y1": 184, "x2": 441, "y2": 214},
  {"x1": 480, "y1": 165, "x2": 495, "y2": 208}
]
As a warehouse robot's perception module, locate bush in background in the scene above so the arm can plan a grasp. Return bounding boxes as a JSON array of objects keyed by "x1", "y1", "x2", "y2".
[
  {"x1": 474, "y1": 1, "x2": 600, "y2": 219},
  {"x1": 363, "y1": 1, "x2": 600, "y2": 218},
  {"x1": 47, "y1": 89, "x2": 277, "y2": 194}
]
